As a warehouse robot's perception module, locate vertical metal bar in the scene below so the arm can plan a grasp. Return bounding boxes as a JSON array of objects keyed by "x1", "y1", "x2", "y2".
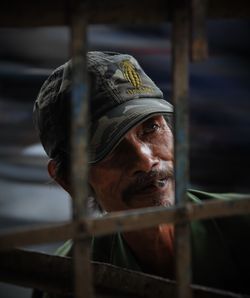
[
  {"x1": 172, "y1": 1, "x2": 192, "y2": 298},
  {"x1": 190, "y1": 0, "x2": 208, "y2": 61},
  {"x1": 70, "y1": 2, "x2": 94, "y2": 298}
]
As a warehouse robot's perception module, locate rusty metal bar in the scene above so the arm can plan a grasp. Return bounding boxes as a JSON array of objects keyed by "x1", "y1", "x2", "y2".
[
  {"x1": 70, "y1": 2, "x2": 93, "y2": 297},
  {"x1": 207, "y1": 0, "x2": 250, "y2": 19},
  {"x1": 0, "y1": 0, "x2": 168, "y2": 27},
  {"x1": 190, "y1": 0, "x2": 208, "y2": 61},
  {"x1": 0, "y1": 222, "x2": 74, "y2": 250},
  {"x1": 0, "y1": 249, "x2": 246, "y2": 298},
  {"x1": 172, "y1": 1, "x2": 190, "y2": 204},
  {"x1": 0, "y1": 197, "x2": 250, "y2": 251},
  {"x1": 0, "y1": 249, "x2": 72, "y2": 295},
  {"x1": 172, "y1": 1, "x2": 192, "y2": 297},
  {"x1": 70, "y1": 0, "x2": 88, "y2": 221},
  {"x1": 0, "y1": 0, "x2": 250, "y2": 27},
  {"x1": 87, "y1": 195, "x2": 250, "y2": 236}
]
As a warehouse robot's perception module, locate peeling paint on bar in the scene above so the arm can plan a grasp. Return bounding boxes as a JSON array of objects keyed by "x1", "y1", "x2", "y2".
[
  {"x1": 70, "y1": 5, "x2": 93, "y2": 298},
  {"x1": 172, "y1": 1, "x2": 192, "y2": 297},
  {"x1": 0, "y1": 0, "x2": 250, "y2": 27},
  {"x1": 0, "y1": 197, "x2": 250, "y2": 251},
  {"x1": 0, "y1": 249, "x2": 245, "y2": 298}
]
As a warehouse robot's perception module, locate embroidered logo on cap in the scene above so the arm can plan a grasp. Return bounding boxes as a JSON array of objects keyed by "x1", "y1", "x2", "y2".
[
  {"x1": 120, "y1": 60, "x2": 142, "y2": 88},
  {"x1": 120, "y1": 60, "x2": 154, "y2": 95}
]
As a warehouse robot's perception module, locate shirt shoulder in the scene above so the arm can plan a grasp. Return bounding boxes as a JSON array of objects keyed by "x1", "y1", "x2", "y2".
[
  {"x1": 188, "y1": 189, "x2": 250, "y2": 293},
  {"x1": 188, "y1": 188, "x2": 250, "y2": 202}
]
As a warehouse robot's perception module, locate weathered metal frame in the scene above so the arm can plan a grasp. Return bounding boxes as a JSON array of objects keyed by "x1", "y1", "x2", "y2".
[
  {"x1": 1, "y1": 196, "x2": 250, "y2": 250},
  {"x1": 0, "y1": 1, "x2": 250, "y2": 298},
  {"x1": 0, "y1": 250, "x2": 246, "y2": 298},
  {"x1": 70, "y1": 3, "x2": 94, "y2": 297},
  {"x1": 172, "y1": 1, "x2": 191, "y2": 297},
  {"x1": 0, "y1": 0, "x2": 250, "y2": 26}
]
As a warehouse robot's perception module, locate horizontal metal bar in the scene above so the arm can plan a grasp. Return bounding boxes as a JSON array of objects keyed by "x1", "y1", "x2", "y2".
[
  {"x1": 0, "y1": 249, "x2": 245, "y2": 298},
  {"x1": 0, "y1": 222, "x2": 74, "y2": 250},
  {"x1": 0, "y1": 0, "x2": 249, "y2": 27},
  {"x1": 88, "y1": 195, "x2": 250, "y2": 235},
  {"x1": 0, "y1": 249, "x2": 72, "y2": 295},
  {"x1": 0, "y1": 197, "x2": 249, "y2": 251}
]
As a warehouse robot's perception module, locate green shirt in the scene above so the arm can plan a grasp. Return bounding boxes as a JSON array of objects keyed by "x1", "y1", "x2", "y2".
[{"x1": 34, "y1": 190, "x2": 250, "y2": 296}]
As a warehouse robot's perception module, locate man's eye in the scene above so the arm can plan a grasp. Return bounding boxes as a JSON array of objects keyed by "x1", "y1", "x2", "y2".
[{"x1": 144, "y1": 123, "x2": 160, "y2": 134}]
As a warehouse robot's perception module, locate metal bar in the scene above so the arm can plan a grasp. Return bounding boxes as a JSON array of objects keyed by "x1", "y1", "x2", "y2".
[
  {"x1": 0, "y1": 197, "x2": 250, "y2": 250},
  {"x1": 172, "y1": 1, "x2": 192, "y2": 297},
  {"x1": 0, "y1": 0, "x2": 250, "y2": 27},
  {"x1": 190, "y1": 0, "x2": 208, "y2": 61},
  {"x1": 70, "y1": 1, "x2": 93, "y2": 297},
  {"x1": 172, "y1": 2, "x2": 190, "y2": 205},
  {"x1": 0, "y1": 222, "x2": 74, "y2": 250},
  {"x1": 0, "y1": 249, "x2": 246, "y2": 298},
  {"x1": 0, "y1": 249, "x2": 72, "y2": 295},
  {"x1": 86, "y1": 196, "x2": 250, "y2": 236},
  {"x1": 174, "y1": 223, "x2": 192, "y2": 297},
  {"x1": 70, "y1": 0, "x2": 89, "y2": 221},
  {"x1": 0, "y1": 0, "x2": 169, "y2": 27},
  {"x1": 207, "y1": 0, "x2": 250, "y2": 19}
]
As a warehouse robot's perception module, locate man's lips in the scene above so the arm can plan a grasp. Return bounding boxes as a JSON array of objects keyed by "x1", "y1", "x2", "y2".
[
  {"x1": 122, "y1": 175, "x2": 173, "y2": 204},
  {"x1": 133, "y1": 177, "x2": 170, "y2": 195},
  {"x1": 121, "y1": 165, "x2": 174, "y2": 205}
]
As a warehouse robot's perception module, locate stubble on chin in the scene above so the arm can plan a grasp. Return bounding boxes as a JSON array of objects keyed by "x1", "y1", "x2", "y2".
[
  {"x1": 128, "y1": 190, "x2": 175, "y2": 209},
  {"x1": 155, "y1": 183, "x2": 175, "y2": 208}
]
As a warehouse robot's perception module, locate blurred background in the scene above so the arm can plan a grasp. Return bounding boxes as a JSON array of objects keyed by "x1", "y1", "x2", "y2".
[{"x1": 0, "y1": 20, "x2": 249, "y2": 297}]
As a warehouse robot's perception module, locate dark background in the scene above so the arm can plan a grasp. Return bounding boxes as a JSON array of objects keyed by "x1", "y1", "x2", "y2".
[{"x1": 0, "y1": 20, "x2": 249, "y2": 297}]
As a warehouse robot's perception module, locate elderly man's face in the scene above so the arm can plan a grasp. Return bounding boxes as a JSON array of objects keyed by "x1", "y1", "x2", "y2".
[{"x1": 89, "y1": 115, "x2": 174, "y2": 212}]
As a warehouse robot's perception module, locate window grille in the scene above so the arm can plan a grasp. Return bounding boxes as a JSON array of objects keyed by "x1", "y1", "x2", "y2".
[{"x1": 0, "y1": 1, "x2": 250, "y2": 298}]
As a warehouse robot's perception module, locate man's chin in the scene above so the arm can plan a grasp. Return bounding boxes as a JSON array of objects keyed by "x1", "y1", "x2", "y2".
[
  {"x1": 127, "y1": 192, "x2": 174, "y2": 209},
  {"x1": 157, "y1": 197, "x2": 174, "y2": 208}
]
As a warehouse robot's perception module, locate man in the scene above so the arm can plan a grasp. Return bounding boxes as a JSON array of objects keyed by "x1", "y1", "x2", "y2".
[{"x1": 34, "y1": 51, "x2": 250, "y2": 295}]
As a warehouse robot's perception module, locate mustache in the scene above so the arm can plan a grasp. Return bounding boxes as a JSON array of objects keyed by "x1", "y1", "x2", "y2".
[{"x1": 122, "y1": 165, "x2": 174, "y2": 204}]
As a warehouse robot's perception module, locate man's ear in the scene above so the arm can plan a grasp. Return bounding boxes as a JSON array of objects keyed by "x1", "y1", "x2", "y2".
[{"x1": 47, "y1": 159, "x2": 71, "y2": 194}]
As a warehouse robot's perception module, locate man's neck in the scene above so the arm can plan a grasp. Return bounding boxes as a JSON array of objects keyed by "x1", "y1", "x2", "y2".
[{"x1": 122, "y1": 224, "x2": 175, "y2": 279}]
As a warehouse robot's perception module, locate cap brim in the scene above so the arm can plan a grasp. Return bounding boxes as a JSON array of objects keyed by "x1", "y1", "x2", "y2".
[{"x1": 89, "y1": 98, "x2": 173, "y2": 164}]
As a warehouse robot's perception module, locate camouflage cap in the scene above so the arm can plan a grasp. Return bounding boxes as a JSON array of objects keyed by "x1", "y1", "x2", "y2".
[{"x1": 34, "y1": 51, "x2": 173, "y2": 164}]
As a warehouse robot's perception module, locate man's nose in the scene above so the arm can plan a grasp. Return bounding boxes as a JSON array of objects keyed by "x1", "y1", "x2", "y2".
[{"x1": 128, "y1": 141, "x2": 158, "y2": 175}]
